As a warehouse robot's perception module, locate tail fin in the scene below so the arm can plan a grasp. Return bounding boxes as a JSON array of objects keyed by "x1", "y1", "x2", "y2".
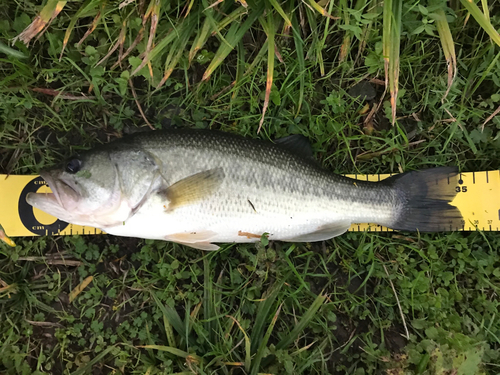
[{"x1": 385, "y1": 167, "x2": 463, "y2": 232}]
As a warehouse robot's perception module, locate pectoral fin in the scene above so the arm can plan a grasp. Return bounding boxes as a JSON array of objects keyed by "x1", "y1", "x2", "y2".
[
  {"x1": 165, "y1": 230, "x2": 220, "y2": 251},
  {"x1": 283, "y1": 221, "x2": 351, "y2": 242},
  {"x1": 161, "y1": 168, "x2": 225, "y2": 211}
]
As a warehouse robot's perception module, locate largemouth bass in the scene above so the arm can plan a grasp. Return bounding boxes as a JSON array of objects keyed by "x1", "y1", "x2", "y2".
[{"x1": 27, "y1": 129, "x2": 463, "y2": 250}]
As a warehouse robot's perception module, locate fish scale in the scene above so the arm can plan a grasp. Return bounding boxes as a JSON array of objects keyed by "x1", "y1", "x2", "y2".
[{"x1": 9, "y1": 129, "x2": 463, "y2": 249}]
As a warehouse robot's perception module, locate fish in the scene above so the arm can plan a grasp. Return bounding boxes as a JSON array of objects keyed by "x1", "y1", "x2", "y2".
[{"x1": 26, "y1": 129, "x2": 463, "y2": 250}]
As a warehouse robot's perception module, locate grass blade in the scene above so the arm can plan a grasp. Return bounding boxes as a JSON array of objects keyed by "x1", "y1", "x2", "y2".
[
  {"x1": 382, "y1": 0, "x2": 402, "y2": 125},
  {"x1": 0, "y1": 41, "x2": 27, "y2": 59},
  {"x1": 189, "y1": 17, "x2": 212, "y2": 64},
  {"x1": 459, "y1": 0, "x2": 500, "y2": 47},
  {"x1": 306, "y1": 0, "x2": 336, "y2": 19},
  {"x1": 203, "y1": 256, "x2": 215, "y2": 343},
  {"x1": 226, "y1": 315, "x2": 251, "y2": 372},
  {"x1": 151, "y1": 290, "x2": 193, "y2": 346},
  {"x1": 130, "y1": 0, "x2": 165, "y2": 76},
  {"x1": 211, "y1": 5, "x2": 247, "y2": 34},
  {"x1": 139, "y1": 345, "x2": 195, "y2": 360},
  {"x1": 249, "y1": 303, "x2": 282, "y2": 375},
  {"x1": 60, "y1": 0, "x2": 102, "y2": 58},
  {"x1": 202, "y1": 3, "x2": 264, "y2": 82},
  {"x1": 430, "y1": 3, "x2": 456, "y2": 101},
  {"x1": 339, "y1": 0, "x2": 350, "y2": 62},
  {"x1": 96, "y1": 19, "x2": 127, "y2": 67},
  {"x1": 291, "y1": 11, "x2": 305, "y2": 116},
  {"x1": 231, "y1": 39, "x2": 245, "y2": 102},
  {"x1": 275, "y1": 293, "x2": 326, "y2": 350},
  {"x1": 76, "y1": 1, "x2": 106, "y2": 47},
  {"x1": 70, "y1": 345, "x2": 117, "y2": 375},
  {"x1": 258, "y1": 11, "x2": 276, "y2": 133},
  {"x1": 163, "y1": 313, "x2": 176, "y2": 347},
  {"x1": 158, "y1": 15, "x2": 197, "y2": 88},
  {"x1": 13, "y1": 0, "x2": 67, "y2": 45},
  {"x1": 267, "y1": 0, "x2": 292, "y2": 31},
  {"x1": 304, "y1": 4, "x2": 325, "y2": 76},
  {"x1": 250, "y1": 281, "x2": 283, "y2": 354}
]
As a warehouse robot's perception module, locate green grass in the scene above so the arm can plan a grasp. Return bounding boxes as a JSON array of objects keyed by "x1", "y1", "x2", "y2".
[{"x1": 1, "y1": 0, "x2": 500, "y2": 374}]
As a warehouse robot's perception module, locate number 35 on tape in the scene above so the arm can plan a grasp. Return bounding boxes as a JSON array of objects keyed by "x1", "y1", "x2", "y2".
[{"x1": 1, "y1": 171, "x2": 499, "y2": 238}]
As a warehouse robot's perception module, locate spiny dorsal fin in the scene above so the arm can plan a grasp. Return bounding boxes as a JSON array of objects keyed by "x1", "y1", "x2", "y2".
[
  {"x1": 161, "y1": 168, "x2": 225, "y2": 211},
  {"x1": 275, "y1": 134, "x2": 314, "y2": 160}
]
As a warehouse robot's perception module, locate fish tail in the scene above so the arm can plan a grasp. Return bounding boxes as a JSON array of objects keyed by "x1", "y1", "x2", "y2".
[{"x1": 384, "y1": 167, "x2": 463, "y2": 232}]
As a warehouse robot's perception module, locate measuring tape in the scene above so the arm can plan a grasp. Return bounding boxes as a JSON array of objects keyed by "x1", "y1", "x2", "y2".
[{"x1": 1, "y1": 171, "x2": 499, "y2": 238}]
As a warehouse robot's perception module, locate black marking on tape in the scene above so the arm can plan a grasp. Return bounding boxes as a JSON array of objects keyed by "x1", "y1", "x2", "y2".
[
  {"x1": 473, "y1": 172, "x2": 476, "y2": 184},
  {"x1": 18, "y1": 176, "x2": 69, "y2": 236},
  {"x1": 486, "y1": 170, "x2": 489, "y2": 183}
]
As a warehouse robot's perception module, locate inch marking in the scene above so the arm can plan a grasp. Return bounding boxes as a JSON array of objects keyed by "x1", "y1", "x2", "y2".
[
  {"x1": 473, "y1": 171, "x2": 475, "y2": 184},
  {"x1": 486, "y1": 170, "x2": 489, "y2": 183}
]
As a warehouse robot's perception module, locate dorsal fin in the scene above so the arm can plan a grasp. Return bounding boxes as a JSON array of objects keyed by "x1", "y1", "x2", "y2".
[{"x1": 275, "y1": 134, "x2": 314, "y2": 159}]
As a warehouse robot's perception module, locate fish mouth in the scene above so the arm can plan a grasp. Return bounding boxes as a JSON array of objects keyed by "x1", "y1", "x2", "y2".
[{"x1": 27, "y1": 172, "x2": 81, "y2": 212}]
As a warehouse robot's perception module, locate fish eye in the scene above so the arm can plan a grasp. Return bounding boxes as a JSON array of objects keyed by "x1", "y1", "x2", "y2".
[{"x1": 66, "y1": 158, "x2": 82, "y2": 174}]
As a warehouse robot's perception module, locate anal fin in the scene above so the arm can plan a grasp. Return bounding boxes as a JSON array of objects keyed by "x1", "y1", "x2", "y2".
[
  {"x1": 165, "y1": 230, "x2": 219, "y2": 251},
  {"x1": 283, "y1": 221, "x2": 351, "y2": 242},
  {"x1": 176, "y1": 241, "x2": 220, "y2": 251}
]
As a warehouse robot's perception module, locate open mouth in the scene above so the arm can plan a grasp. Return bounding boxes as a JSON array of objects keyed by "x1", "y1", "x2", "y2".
[
  {"x1": 27, "y1": 172, "x2": 81, "y2": 211},
  {"x1": 38, "y1": 172, "x2": 62, "y2": 207}
]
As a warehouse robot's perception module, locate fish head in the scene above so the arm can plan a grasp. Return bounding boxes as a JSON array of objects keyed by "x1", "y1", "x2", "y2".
[{"x1": 27, "y1": 149, "x2": 130, "y2": 228}]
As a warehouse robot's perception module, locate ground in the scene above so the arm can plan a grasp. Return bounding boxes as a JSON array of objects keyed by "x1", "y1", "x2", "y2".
[{"x1": 1, "y1": 1, "x2": 500, "y2": 374}]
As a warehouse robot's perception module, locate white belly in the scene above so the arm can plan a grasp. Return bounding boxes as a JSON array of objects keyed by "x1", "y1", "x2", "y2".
[{"x1": 102, "y1": 192, "x2": 344, "y2": 246}]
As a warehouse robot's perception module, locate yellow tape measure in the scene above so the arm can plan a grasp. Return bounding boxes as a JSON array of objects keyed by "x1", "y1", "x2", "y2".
[
  {"x1": 345, "y1": 171, "x2": 500, "y2": 233},
  {"x1": 1, "y1": 171, "x2": 499, "y2": 238}
]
